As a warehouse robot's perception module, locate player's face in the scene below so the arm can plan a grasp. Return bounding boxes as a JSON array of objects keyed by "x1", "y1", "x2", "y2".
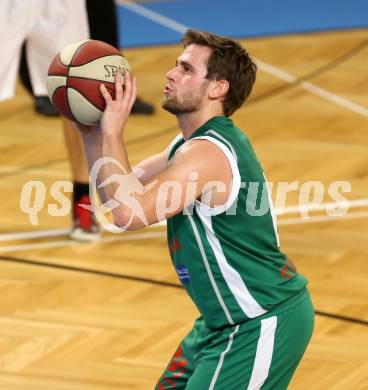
[{"x1": 162, "y1": 44, "x2": 212, "y2": 115}]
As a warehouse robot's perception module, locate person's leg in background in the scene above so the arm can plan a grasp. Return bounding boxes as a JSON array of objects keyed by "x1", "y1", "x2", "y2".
[
  {"x1": 66, "y1": 0, "x2": 154, "y2": 239},
  {"x1": 19, "y1": 42, "x2": 58, "y2": 116},
  {"x1": 63, "y1": 118, "x2": 100, "y2": 241},
  {"x1": 0, "y1": 0, "x2": 40, "y2": 101},
  {"x1": 19, "y1": 48, "x2": 99, "y2": 241},
  {"x1": 24, "y1": 0, "x2": 100, "y2": 241},
  {"x1": 0, "y1": 42, "x2": 22, "y2": 101},
  {"x1": 17, "y1": 0, "x2": 155, "y2": 241}
]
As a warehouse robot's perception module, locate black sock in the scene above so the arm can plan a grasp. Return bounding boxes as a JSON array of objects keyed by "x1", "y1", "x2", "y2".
[{"x1": 73, "y1": 182, "x2": 90, "y2": 203}]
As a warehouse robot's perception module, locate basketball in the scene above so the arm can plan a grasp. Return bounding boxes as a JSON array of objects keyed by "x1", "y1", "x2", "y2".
[{"x1": 47, "y1": 40, "x2": 131, "y2": 125}]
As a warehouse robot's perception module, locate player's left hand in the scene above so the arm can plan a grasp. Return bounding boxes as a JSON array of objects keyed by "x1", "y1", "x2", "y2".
[{"x1": 99, "y1": 71, "x2": 137, "y2": 138}]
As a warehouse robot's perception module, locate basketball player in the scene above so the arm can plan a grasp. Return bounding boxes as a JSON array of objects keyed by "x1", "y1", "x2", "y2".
[{"x1": 77, "y1": 30, "x2": 314, "y2": 389}]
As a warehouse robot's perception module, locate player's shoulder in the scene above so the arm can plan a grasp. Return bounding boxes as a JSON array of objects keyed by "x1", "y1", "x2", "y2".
[
  {"x1": 170, "y1": 138, "x2": 231, "y2": 177},
  {"x1": 180, "y1": 136, "x2": 227, "y2": 156}
]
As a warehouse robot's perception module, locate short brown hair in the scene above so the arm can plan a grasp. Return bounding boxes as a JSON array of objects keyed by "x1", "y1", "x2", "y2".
[{"x1": 181, "y1": 29, "x2": 257, "y2": 116}]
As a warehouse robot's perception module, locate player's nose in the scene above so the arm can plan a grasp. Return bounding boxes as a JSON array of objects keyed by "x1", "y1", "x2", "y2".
[{"x1": 166, "y1": 66, "x2": 177, "y2": 81}]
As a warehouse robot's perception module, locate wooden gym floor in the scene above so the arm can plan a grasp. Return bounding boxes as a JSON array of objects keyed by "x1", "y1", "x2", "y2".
[{"x1": 0, "y1": 28, "x2": 367, "y2": 389}]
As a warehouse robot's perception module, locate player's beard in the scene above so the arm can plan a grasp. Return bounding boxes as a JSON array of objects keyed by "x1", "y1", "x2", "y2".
[{"x1": 162, "y1": 81, "x2": 209, "y2": 115}]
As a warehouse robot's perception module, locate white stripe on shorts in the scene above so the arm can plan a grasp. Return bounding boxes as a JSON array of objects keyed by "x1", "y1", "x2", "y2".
[
  {"x1": 209, "y1": 324, "x2": 240, "y2": 390},
  {"x1": 247, "y1": 316, "x2": 278, "y2": 389}
]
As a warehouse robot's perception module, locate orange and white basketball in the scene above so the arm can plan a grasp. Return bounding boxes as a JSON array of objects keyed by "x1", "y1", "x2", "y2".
[{"x1": 47, "y1": 40, "x2": 131, "y2": 125}]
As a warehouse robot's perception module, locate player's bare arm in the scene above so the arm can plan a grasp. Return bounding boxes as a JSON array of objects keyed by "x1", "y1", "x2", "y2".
[
  {"x1": 132, "y1": 146, "x2": 170, "y2": 184},
  {"x1": 121, "y1": 138, "x2": 232, "y2": 229},
  {"x1": 78, "y1": 71, "x2": 232, "y2": 230}
]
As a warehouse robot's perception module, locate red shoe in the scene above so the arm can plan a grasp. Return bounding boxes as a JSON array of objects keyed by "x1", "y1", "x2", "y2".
[{"x1": 70, "y1": 195, "x2": 101, "y2": 242}]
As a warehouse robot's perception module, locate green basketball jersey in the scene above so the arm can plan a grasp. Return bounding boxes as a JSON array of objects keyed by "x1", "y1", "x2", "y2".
[{"x1": 167, "y1": 116, "x2": 308, "y2": 329}]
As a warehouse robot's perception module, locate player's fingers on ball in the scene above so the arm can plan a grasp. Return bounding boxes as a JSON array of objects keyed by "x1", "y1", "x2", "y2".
[
  {"x1": 122, "y1": 73, "x2": 132, "y2": 107},
  {"x1": 128, "y1": 74, "x2": 136, "y2": 102},
  {"x1": 123, "y1": 72, "x2": 131, "y2": 96},
  {"x1": 128, "y1": 77, "x2": 137, "y2": 109},
  {"x1": 100, "y1": 84, "x2": 112, "y2": 104},
  {"x1": 115, "y1": 73, "x2": 123, "y2": 102}
]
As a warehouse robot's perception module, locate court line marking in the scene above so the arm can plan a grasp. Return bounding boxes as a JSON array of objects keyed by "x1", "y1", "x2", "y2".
[
  {"x1": 117, "y1": 0, "x2": 368, "y2": 118},
  {"x1": 1, "y1": 198, "x2": 366, "y2": 242},
  {"x1": 274, "y1": 197, "x2": 368, "y2": 214},
  {"x1": 0, "y1": 210, "x2": 366, "y2": 254},
  {"x1": 0, "y1": 228, "x2": 70, "y2": 242},
  {"x1": 0, "y1": 257, "x2": 366, "y2": 326},
  {"x1": 119, "y1": 0, "x2": 188, "y2": 34},
  {"x1": 0, "y1": 231, "x2": 166, "y2": 253},
  {"x1": 277, "y1": 210, "x2": 368, "y2": 225}
]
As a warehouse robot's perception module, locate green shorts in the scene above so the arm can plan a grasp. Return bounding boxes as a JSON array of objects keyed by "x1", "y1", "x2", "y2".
[{"x1": 155, "y1": 290, "x2": 314, "y2": 390}]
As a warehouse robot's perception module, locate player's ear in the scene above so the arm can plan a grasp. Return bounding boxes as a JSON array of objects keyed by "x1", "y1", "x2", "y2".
[{"x1": 209, "y1": 80, "x2": 229, "y2": 100}]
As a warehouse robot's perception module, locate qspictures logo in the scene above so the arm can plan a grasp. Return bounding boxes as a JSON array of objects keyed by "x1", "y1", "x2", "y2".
[{"x1": 19, "y1": 157, "x2": 352, "y2": 231}]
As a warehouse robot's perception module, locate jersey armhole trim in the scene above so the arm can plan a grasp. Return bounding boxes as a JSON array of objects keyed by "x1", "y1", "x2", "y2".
[
  {"x1": 189, "y1": 135, "x2": 241, "y2": 216},
  {"x1": 167, "y1": 133, "x2": 183, "y2": 161}
]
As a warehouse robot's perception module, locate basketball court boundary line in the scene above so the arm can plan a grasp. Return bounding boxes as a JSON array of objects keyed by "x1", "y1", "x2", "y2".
[
  {"x1": 0, "y1": 254, "x2": 366, "y2": 327},
  {"x1": 0, "y1": 198, "x2": 366, "y2": 243},
  {"x1": 0, "y1": 210, "x2": 367, "y2": 253},
  {"x1": 277, "y1": 210, "x2": 368, "y2": 225},
  {"x1": 0, "y1": 231, "x2": 166, "y2": 253},
  {"x1": 117, "y1": 0, "x2": 368, "y2": 118},
  {"x1": 0, "y1": 254, "x2": 181, "y2": 288}
]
